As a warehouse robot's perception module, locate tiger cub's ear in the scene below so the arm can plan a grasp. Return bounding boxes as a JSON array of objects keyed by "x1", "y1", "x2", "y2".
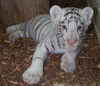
[
  {"x1": 50, "y1": 5, "x2": 62, "y2": 23},
  {"x1": 82, "y1": 7, "x2": 94, "y2": 25}
]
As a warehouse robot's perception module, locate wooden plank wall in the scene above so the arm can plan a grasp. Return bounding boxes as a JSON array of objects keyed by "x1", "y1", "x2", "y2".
[{"x1": 0, "y1": 0, "x2": 50, "y2": 25}]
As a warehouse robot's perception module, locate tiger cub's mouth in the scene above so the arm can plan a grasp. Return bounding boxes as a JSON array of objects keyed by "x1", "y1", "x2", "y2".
[
  {"x1": 67, "y1": 39, "x2": 76, "y2": 46},
  {"x1": 67, "y1": 39, "x2": 76, "y2": 47}
]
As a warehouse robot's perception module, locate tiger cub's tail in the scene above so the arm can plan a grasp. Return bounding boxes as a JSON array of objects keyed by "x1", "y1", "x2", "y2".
[{"x1": 6, "y1": 23, "x2": 29, "y2": 42}]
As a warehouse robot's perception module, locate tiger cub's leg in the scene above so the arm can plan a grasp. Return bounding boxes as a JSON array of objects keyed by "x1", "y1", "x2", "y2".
[
  {"x1": 60, "y1": 52, "x2": 76, "y2": 73},
  {"x1": 6, "y1": 24, "x2": 22, "y2": 34},
  {"x1": 8, "y1": 30, "x2": 29, "y2": 42},
  {"x1": 22, "y1": 43, "x2": 48, "y2": 84}
]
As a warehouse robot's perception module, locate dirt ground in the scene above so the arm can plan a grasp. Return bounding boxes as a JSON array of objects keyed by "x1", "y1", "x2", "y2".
[{"x1": 0, "y1": 0, "x2": 100, "y2": 86}]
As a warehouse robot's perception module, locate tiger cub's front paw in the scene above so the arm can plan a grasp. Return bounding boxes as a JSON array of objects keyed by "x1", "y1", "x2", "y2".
[
  {"x1": 60, "y1": 61, "x2": 76, "y2": 73},
  {"x1": 60, "y1": 56, "x2": 76, "y2": 73},
  {"x1": 22, "y1": 66, "x2": 43, "y2": 84}
]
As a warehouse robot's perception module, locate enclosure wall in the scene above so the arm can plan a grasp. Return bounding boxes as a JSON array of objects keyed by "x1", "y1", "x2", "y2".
[{"x1": 0, "y1": 0, "x2": 50, "y2": 25}]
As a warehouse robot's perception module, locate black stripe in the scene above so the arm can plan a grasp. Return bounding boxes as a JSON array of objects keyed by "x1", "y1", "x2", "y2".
[
  {"x1": 74, "y1": 12, "x2": 81, "y2": 17},
  {"x1": 64, "y1": 11, "x2": 73, "y2": 16},
  {"x1": 37, "y1": 21, "x2": 51, "y2": 41},
  {"x1": 57, "y1": 40, "x2": 61, "y2": 49},
  {"x1": 33, "y1": 18, "x2": 50, "y2": 38},
  {"x1": 57, "y1": 28, "x2": 64, "y2": 38},
  {"x1": 78, "y1": 17, "x2": 82, "y2": 23},
  {"x1": 22, "y1": 23, "x2": 28, "y2": 37},
  {"x1": 27, "y1": 18, "x2": 36, "y2": 25},
  {"x1": 57, "y1": 26, "x2": 63, "y2": 36},
  {"x1": 32, "y1": 17, "x2": 50, "y2": 33},
  {"x1": 51, "y1": 39, "x2": 55, "y2": 50},
  {"x1": 34, "y1": 31, "x2": 37, "y2": 41},
  {"x1": 27, "y1": 27, "x2": 32, "y2": 38},
  {"x1": 56, "y1": 33, "x2": 62, "y2": 49},
  {"x1": 23, "y1": 30, "x2": 26, "y2": 37},
  {"x1": 54, "y1": 31, "x2": 61, "y2": 49},
  {"x1": 44, "y1": 44, "x2": 49, "y2": 52},
  {"x1": 58, "y1": 34, "x2": 63, "y2": 38},
  {"x1": 31, "y1": 17, "x2": 45, "y2": 32}
]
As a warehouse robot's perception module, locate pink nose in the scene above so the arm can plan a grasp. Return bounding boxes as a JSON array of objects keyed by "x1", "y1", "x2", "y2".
[{"x1": 67, "y1": 40, "x2": 76, "y2": 46}]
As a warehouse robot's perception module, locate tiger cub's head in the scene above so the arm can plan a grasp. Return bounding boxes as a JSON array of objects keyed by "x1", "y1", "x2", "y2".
[{"x1": 50, "y1": 5, "x2": 94, "y2": 48}]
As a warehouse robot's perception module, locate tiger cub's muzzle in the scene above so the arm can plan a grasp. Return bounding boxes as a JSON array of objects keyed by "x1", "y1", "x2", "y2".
[
  {"x1": 65, "y1": 22, "x2": 78, "y2": 46},
  {"x1": 66, "y1": 31, "x2": 77, "y2": 46}
]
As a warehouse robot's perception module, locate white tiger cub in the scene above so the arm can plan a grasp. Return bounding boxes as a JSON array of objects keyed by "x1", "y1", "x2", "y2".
[{"x1": 6, "y1": 5, "x2": 93, "y2": 84}]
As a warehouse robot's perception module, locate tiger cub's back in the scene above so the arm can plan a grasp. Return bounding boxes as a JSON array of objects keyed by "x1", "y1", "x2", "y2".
[
  {"x1": 26, "y1": 14, "x2": 53, "y2": 43},
  {"x1": 6, "y1": 14, "x2": 53, "y2": 43}
]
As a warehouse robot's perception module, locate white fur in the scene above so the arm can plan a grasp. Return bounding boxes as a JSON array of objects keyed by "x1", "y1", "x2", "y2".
[
  {"x1": 82, "y1": 7, "x2": 94, "y2": 25},
  {"x1": 22, "y1": 60, "x2": 43, "y2": 84},
  {"x1": 22, "y1": 6, "x2": 93, "y2": 84},
  {"x1": 22, "y1": 43, "x2": 47, "y2": 84},
  {"x1": 6, "y1": 24, "x2": 22, "y2": 34},
  {"x1": 50, "y1": 5, "x2": 62, "y2": 23},
  {"x1": 6, "y1": 5, "x2": 93, "y2": 84},
  {"x1": 60, "y1": 52, "x2": 76, "y2": 72}
]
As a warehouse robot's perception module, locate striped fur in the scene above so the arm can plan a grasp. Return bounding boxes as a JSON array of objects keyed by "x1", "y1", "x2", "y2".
[
  {"x1": 6, "y1": 5, "x2": 93, "y2": 84},
  {"x1": 6, "y1": 7, "x2": 93, "y2": 53}
]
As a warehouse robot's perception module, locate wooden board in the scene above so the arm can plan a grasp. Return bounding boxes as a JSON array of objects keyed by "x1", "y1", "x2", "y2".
[
  {"x1": 87, "y1": 0, "x2": 100, "y2": 44},
  {"x1": 0, "y1": 0, "x2": 50, "y2": 25}
]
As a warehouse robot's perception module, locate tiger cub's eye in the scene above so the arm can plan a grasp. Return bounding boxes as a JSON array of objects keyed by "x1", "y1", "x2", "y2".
[
  {"x1": 77, "y1": 26, "x2": 83, "y2": 31},
  {"x1": 62, "y1": 25, "x2": 67, "y2": 30}
]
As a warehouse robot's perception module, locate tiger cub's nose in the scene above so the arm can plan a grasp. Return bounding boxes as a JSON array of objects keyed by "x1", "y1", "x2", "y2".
[{"x1": 67, "y1": 39, "x2": 76, "y2": 46}]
